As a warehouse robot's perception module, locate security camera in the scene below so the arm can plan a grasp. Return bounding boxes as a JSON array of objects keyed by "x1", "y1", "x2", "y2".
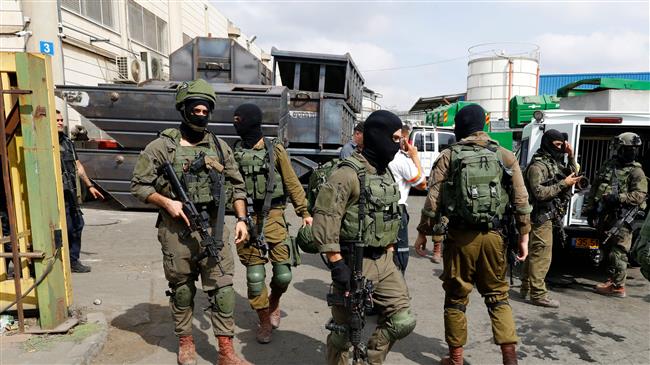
[{"x1": 15, "y1": 30, "x2": 32, "y2": 37}]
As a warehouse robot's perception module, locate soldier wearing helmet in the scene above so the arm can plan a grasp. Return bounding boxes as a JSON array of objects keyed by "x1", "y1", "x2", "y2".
[
  {"x1": 584, "y1": 132, "x2": 647, "y2": 298},
  {"x1": 131, "y1": 79, "x2": 251, "y2": 365}
]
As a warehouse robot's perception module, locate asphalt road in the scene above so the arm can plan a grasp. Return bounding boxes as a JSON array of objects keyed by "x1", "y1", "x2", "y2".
[{"x1": 71, "y1": 195, "x2": 650, "y2": 365}]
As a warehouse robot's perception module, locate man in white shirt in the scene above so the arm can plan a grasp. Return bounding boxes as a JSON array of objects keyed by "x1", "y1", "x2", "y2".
[{"x1": 389, "y1": 124, "x2": 426, "y2": 274}]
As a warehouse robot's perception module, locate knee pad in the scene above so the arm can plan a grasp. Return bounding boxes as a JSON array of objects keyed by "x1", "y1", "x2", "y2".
[
  {"x1": 246, "y1": 265, "x2": 266, "y2": 296},
  {"x1": 328, "y1": 329, "x2": 351, "y2": 351},
  {"x1": 208, "y1": 285, "x2": 235, "y2": 318},
  {"x1": 271, "y1": 264, "x2": 292, "y2": 290},
  {"x1": 171, "y1": 282, "x2": 196, "y2": 309},
  {"x1": 384, "y1": 309, "x2": 416, "y2": 341}
]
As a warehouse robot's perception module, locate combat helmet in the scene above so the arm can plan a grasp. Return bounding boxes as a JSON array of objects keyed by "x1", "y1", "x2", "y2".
[
  {"x1": 175, "y1": 79, "x2": 217, "y2": 111},
  {"x1": 295, "y1": 225, "x2": 319, "y2": 254},
  {"x1": 612, "y1": 132, "x2": 642, "y2": 147}
]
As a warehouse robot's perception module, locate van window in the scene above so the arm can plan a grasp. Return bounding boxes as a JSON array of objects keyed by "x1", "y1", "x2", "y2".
[
  {"x1": 438, "y1": 132, "x2": 455, "y2": 151},
  {"x1": 425, "y1": 132, "x2": 435, "y2": 151}
]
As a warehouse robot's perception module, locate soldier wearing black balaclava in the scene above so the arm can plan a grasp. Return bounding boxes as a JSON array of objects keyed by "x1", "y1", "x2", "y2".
[
  {"x1": 312, "y1": 110, "x2": 416, "y2": 365},
  {"x1": 521, "y1": 129, "x2": 579, "y2": 309},
  {"x1": 415, "y1": 103, "x2": 532, "y2": 365},
  {"x1": 231, "y1": 103, "x2": 312, "y2": 344}
]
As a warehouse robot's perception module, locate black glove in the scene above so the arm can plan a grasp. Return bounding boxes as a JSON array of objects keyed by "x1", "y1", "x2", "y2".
[
  {"x1": 604, "y1": 193, "x2": 620, "y2": 205},
  {"x1": 329, "y1": 259, "x2": 352, "y2": 290}
]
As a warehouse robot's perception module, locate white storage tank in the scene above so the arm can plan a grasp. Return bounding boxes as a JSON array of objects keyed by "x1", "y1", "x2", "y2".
[{"x1": 466, "y1": 43, "x2": 540, "y2": 121}]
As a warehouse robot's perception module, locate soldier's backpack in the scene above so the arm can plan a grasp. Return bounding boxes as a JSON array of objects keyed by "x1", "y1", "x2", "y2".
[
  {"x1": 307, "y1": 158, "x2": 341, "y2": 214},
  {"x1": 441, "y1": 140, "x2": 509, "y2": 228}
]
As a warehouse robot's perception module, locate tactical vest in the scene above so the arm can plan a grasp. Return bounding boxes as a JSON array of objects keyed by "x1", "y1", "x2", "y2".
[
  {"x1": 594, "y1": 159, "x2": 637, "y2": 200},
  {"x1": 59, "y1": 134, "x2": 78, "y2": 195},
  {"x1": 233, "y1": 139, "x2": 285, "y2": 204},
  {"x1": 161, "y1": 128, "x2": 222, "y2": 205},
  {"x1": 339, "y1": 155, "x2": 401, "y2": 248},
  {"x1": 525, "y1": 153, "x2": 570, "y2": 224},
  {"x1": 441, "y1": 141, "x2": 509, "y2": 228}
]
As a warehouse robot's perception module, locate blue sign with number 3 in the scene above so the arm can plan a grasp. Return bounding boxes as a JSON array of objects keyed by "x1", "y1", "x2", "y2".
[{"x1": 40, "y1": 41, "x2": 54, "y2": 56}]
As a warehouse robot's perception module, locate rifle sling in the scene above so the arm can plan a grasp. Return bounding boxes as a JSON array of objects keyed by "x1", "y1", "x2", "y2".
[{"x1": 258, "y1": 138, "x2": 277, "y2": 240}]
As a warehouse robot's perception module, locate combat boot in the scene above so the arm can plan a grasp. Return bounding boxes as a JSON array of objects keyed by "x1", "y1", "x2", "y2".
[
  {"x1": 431, "y1": 241, "x2": 442, "y2": 264},
  {"x1": 256, "y1": 308, "x2": 273, "y2": 344},
  {"x1": 594, "y1": 282, "x2": 626, "y2": 298},
  {"x1": 217, "y1": 336, "x2": 251, "y2": 365},
  {"x1": 530, "y1": 296, "x2": 560, "y2": 308},
  {"x1": 440, "y1": 346, "x2": 463, "y2": 365},
  {"x1": 500, "y1": 343, "x2": 518, "y2": 365},
  {"x1": 268, "y1": 291, "x2": 282, "y2": 329},
  {"x1": 177, "y1": 335, "x2": 197, "y2": 365}
]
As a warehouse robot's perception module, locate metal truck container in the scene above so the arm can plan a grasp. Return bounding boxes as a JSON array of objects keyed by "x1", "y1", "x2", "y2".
[
  {"x1": 57, "y1": 82, "x2": 288, "y2": 209},
  {"x1": 54, "y1": 37, "x2": 362, "y2": 208},
  {"x1": 508, "y1": 95, "x2": 560, "y2": 128},
  {"x1": 271, "y1": 47, "x2": 364, "y2": 113},
  {"x1": 170, "y1": 37, "x2": 272, "y2": 85}
]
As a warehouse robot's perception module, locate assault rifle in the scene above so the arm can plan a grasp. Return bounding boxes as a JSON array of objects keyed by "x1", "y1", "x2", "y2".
[
  {"x1": 245, "y1": 197, "x2": 269, "y2": 256},
  {"x1": 325, "y1": 241, "x2": 374, "y2": 364},
  {"x1": 161, "y1": 159, "x2": 224, "y2": 265},
  {"x1": 602, "y1": 205, "x2": 644, "y2": 246},
  {"x1": 325, "y1": 173, "x2": 373, "y2": 364}
]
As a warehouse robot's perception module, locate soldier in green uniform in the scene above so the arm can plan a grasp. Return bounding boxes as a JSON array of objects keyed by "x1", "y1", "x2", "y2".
[
  {"x1": 131, "y1": 79, "x2": 251, "y2": 365},
  {"x1": 414, "y1": 104, "x2": 531, "y2": 365},
  {"x1": 313, "y1": 110, "x2": 416, "y2": 365},
  {"x1": 231, "y1": 103, "x2": 312, "y2": 344},
  {"x1": 584, "y1": 132, "x2": 647, "y2": 298},
  {"x1": 521, "y1": 129, "x2": 580, "y2": 308}
]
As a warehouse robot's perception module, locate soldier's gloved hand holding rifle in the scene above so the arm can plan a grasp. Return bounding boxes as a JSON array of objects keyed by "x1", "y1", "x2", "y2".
[{"x1": 329, "y1": 258, "x2": 352, "y2": 290}]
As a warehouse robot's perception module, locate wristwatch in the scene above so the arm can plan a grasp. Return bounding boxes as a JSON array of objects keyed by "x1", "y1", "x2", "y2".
[{"x1": 236, "y1": 216, "x2": 248, "y2": 223}]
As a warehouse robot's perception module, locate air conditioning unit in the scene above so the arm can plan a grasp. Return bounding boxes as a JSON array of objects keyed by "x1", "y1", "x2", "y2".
[
  {"x1": 141, "y1": 51, "x2": 166, "y2": 80},
  {"x1": 116, "y1": 56, "x2": 144, "y2": 83}
]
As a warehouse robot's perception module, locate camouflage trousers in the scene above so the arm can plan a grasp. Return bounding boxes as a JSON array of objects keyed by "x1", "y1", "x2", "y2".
[
  {"x1": 605, "y1": 226, "x2": 632, "y2": 286},
  {"x1": 237, "y1": 208, "x2": 293, "y2": 310},
  {"x1": 441, "y1": 227, "x2": 519, "y2": 346},
  {"x1": 520, "y1": 220, "x2": 553, "y2": 300},
  {"x1": 158, "y1": 214, "x2": 235, "y2": 337}
]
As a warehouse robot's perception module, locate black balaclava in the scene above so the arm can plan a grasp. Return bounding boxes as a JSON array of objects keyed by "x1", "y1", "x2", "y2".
[
  {"x1": 361, "y1": 110, "x2": 402, "y2": 174},
  {"x1": 180, "y1": 99, "x2": 210, "y2": 143},
  {"x1": 454, "y1": 104, "x2": 486, "y2": 140},
  {"x1": 618, "y1": 146, "x2": 637, "y2": 164},
  {"x1": 540, "y1": 129, "x2": 566, "y2": 161},
  {"x1": 233, "y1": 103, "x2": 263, "y2": 149}
]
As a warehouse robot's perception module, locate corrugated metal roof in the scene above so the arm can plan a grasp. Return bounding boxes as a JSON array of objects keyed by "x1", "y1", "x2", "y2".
[{"x1": 539, "y1": 72, "x2": 650, "y2": 95}]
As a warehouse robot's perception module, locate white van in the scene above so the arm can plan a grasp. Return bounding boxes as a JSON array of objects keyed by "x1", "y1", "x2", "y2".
[
  {"x1": 408, "y1": 126, "x2": 456, "y2": 178},
  {"x1": 519, "y1": 110, "x2": 650, "y2": 263}
]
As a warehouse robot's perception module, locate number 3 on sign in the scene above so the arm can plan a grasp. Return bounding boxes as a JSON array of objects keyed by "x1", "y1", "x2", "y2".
[{"x1": 40, "y1": 41, "x2": 54, "y2": 56}]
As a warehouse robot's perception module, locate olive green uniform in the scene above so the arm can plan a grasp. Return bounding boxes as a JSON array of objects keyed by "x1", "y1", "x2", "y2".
[
  {"x1": 234, "y1": 138, "x2": 310, "y2": 310},
  {"x1": 313, "y1": 152, "x2": 415, "y2": 365},
  {"x1": 521, "y1": 151, "x2": 576, "y2": 300},
  {"x1": 131, "y1": 128, "x2": 247, "y2": 338},
  {"x1": 418, "y1": 132, "x2": 531, "y2": 347},
  {"x1": 585, "y1": 158, "x2": 647, "y2": 286}
]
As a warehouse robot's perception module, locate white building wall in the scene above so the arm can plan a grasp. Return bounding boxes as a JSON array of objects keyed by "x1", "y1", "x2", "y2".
[
  {"x1": 0, "y1": 0, "x2": 269, "y2": 132},
  {"x1": 0, "y1": 0, "x2": 26, "y2": 51},
  {"x1": 0, "y1": 0, "x2": 268, "y2": 85}
]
